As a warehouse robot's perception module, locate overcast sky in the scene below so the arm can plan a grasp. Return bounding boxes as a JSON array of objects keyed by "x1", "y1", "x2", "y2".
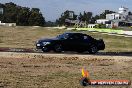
[{"x1": 0, "y1": 0, "x2": 132, "y2": 21}]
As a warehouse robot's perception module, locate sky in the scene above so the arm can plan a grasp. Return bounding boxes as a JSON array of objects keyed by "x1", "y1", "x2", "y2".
[{"x1": 0, "y1": 0, "x2": 132, "y2": 21}]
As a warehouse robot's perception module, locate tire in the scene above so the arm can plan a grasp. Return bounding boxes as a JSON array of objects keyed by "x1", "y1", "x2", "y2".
[
  {"x1": 54, "y1": 44, "x2": 62, "y2": 53},
  {"x1": 42, "y1": 47, "x2": 50, "y2": 52},
  {"x1": 88, "y1": 46, "x2": 98, "y2": 54}
]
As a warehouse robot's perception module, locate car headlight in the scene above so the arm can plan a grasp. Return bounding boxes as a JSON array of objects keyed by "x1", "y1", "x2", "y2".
[{"x1": 42, "y1": 42, "x2": 51, "y2": 46}]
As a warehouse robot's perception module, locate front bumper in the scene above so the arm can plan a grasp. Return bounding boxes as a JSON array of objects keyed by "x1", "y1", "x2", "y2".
[
  {"x1": 36, "y1": 43, "x2": 43, "y2": 49},
  {"x1": 36, "y1": 43, "x2": 51, "y2": 50}
]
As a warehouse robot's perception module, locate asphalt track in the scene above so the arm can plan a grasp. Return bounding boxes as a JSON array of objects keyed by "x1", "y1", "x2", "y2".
[{"x1": 0, "y1": 47, "x2": 132, "y2": 57}]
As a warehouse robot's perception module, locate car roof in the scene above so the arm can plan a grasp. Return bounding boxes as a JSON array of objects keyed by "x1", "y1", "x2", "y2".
[
  {"x1": 64, "y1": 32, "x2": 84, "y2": 35},
  {"x1": 64, "y1": 32, "x2": 90, "y2": 36}
]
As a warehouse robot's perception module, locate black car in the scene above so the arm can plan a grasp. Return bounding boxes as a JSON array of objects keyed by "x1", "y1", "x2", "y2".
[{"x1": 36, "y1": 32, "x2": 105, "y2": 54}]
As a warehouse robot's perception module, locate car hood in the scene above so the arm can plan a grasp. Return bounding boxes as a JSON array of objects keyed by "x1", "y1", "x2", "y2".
[{"x1": 38, "y1": 37, "x2": 59, "y2": 42}]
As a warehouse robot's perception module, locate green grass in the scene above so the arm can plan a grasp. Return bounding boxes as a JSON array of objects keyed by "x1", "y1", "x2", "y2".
[{"x1": 84, "y1": 32, "x2": 132, "y2": 52}]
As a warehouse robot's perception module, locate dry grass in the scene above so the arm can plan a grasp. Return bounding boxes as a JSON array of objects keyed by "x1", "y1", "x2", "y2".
[
  {"x1": 0, "y1": 26, "x2": 66, "y2": 48},
  {"x1": 0, "y1": 26, "x2": 132, "y2": 52},
  {"x1": 0, "y1": 26, "x2": 132, "y2": 88},
  {"x1": 0, "y1": 53, "x2": 131, "y2": 88}
]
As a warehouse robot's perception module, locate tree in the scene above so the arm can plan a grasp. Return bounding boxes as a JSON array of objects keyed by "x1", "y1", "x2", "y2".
[
  {"x1": 3, "y1": 2, "x2": 18, "y2": 23},
  {"x1": 0, "y1": 2, "x2": 45, "y2": 26},
  {"x1": 86, "y1": 12, "x2": 92, "y2": 23},
  {"x1": 45, "y1": 21, "x2": 57, "y2": 27},
  {"x1": 94, "y1": 23, "x2": 106, "y2": 28},
  {"x1": 28, "y1": 8, "x2": 45, "y2": 26},
  {"x1": 56, "y1": 10, "x2": 77, "y2": 26},
  {"x1": 78, "y1": 12, "x2": 83, "y2": 21},
  {"x1": 17, "y1": 7, "x2": 30, "y2": 25},
  {"x1": 56, "y1": 9, "x2": 115, "y2": 26},
  {"x1": 90, "y1": 15, "x2": 100, "y2": 24},
  {"x1": 31, "y1": 8, "x2": 40, "y2": 13},
  {"x1": 78, "y1": 11, "x2": 93, "y2": 24},
  {"x1": 99, "y1": 10, "x2": 115, "y2": 19}
]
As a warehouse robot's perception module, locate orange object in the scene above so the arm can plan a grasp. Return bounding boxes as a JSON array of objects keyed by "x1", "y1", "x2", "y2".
[
  {"x1": 81, "y1": 68, "x2": 89, "y2": 78},
  {"x1": 80, "y1": 68, "x2": 131, "y2": 86}
]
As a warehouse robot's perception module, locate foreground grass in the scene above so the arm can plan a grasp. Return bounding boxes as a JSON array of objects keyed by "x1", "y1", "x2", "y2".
[
  {"x1": 0, "y1": 54, "x2": 131, "y2": 88},
  {"x1": 0, "y1": 26, "x2": 132, "y2": 52}
]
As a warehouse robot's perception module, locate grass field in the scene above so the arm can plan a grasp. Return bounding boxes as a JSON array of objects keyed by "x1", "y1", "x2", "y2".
[
  {"x1": 0, "y1": 26, "x2": 132, "y2": 88},
  {"x1": 0, "y1": 52, "x2": 131, "y2": 88},
  {"x1": 0, "y1": 26, "x2": 132, "y2": 52}
]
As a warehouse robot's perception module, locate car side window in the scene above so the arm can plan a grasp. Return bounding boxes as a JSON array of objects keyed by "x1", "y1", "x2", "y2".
[
  {"x1": 83, "y1": 36, "x2": 88, "y2": 40},
  {"x1": 70, "y1": 34, "x2": 83, "y2": 40},
  {"x1": 84, "y1": 35, "x2": 93, "y2": 41}
]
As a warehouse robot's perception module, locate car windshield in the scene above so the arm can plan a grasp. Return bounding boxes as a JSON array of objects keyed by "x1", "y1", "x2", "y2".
[{"x1": 57, "y1": 33, "x2": 70, "y2": 39}]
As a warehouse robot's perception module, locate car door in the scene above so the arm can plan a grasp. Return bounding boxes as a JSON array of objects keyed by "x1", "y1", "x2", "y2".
[
  {"x1": 72, "y1": 34, "x2": 93, "y2": 51},
  {"x1": 74, "y1": 34, "x2": 86, "y2": 50},
  {"x1": 67, "y1": 34, "x2": 84, "y2": 51},
  {"x1": 58, "y1": 33, "x2": 74, "y2": 51},
  {"x1": 82, "y1": 35, "x2": 94, "y2": 49}
]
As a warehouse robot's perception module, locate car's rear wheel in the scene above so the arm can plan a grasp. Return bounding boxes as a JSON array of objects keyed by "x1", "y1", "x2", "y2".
[
  {"x1": 54, "y1": 44, "x2": 63, "y2": 53},
  {"x1": 42, "y1": 47, "x2": 50, "y2": 52},
  {"x1": 88, "y1": 46, "x2": 98, "y2": 54}
]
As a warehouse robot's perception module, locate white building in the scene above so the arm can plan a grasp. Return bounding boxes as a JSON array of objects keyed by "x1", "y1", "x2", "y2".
[
  {"x1": 96, "y1": 7, "x2": 132, "y2": 28},
  {"x1": 0, "y1": 22, "x2": 16, "y2": 27},
  {"x1": 88, "y1": 24, "x2": 97, "y2": 28},
  {"x1": 106, "y1": 13, "x2": 125, "y2": 21},
  {"x1": 96, "y1": 19, "x2": 109, "y2": 24},
  {"x1": 106, "y1": 7, "x2": 128, "y2": 21},
  {"x1": 118, "y1": 7, "x2": 129, "y2": 15}
]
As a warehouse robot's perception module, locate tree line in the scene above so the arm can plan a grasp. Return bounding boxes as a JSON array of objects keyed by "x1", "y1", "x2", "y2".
[
  {"x1": 0, "y1": 2, "x2": 45, "y2": 26},
  {"x1": 56, "y1": 10, "x2": 115, "y2": 26},
  {"x1": 1, "y1": 2, "x2": 131, "y2": 27}
]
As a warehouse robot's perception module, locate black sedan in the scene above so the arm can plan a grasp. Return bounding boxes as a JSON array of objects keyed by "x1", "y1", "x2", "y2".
[{"x1": 36, "y1": 32, "x2": 105, "y2": 54}]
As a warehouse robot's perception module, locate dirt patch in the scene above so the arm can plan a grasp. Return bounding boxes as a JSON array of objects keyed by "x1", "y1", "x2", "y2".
[{"x1": 0, "y1": 52, "x2": 132, "y2": 88}]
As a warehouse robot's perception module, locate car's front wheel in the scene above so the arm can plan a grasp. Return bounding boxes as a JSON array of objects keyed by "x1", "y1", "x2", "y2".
[
  {"x1": 88, "y1": 46, "x2": 98, "y2": 54},
  {"x1": 54, "y1": 44, "x2": 63, "y2": 53},
  {"x1": 42, "y1": 47, "x2": 50, "y2": 52}
]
